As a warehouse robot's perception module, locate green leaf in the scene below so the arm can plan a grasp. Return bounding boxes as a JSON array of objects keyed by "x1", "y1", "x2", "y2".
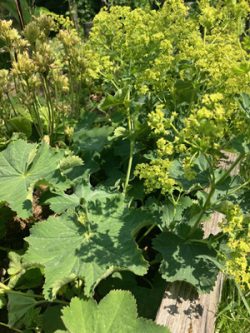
[
  {"x1": 24, "y1": 190, "x2": 150, "y2": 299},
  {"x1": 0, "y1": 0, "x2": 31, "y2": 26},
  {"x1": 60, "y1": 291, "x2": 169, "y2": 333},
  {"x1": 153, "y1": 232, "x2": 219, "y2": 293},
  {"x1": 237, "y1": 189, "x2": 250, "y2": 213},
  {"x1": 45, "y1": 193, "x2": 80, "y2": 214},
  {"x1": 73, "y1": 126, "x2": 113, "y2": 154},
  {"x1": 41, "y1": 305, "x2": 65, "y2": 333},
  {"x1": 228, "y1": 135, "x2": 250, "y2": 154},
  {"x1": 0, "y1": 294, "x2": 6, "y2": 309},
  {"x1": 97, "y1": 271, "x2": 166, "y2": 319},
  {"x1": 239, "y1": 93, "x2": 250, "y2": 118},
  {"x1": 6, "y1": 117, "x2": 33, "y2": 138},
  {"x1": 8, "y1": 291, "x2": 37, "y2": 326},
  {"x1": 45, "y1": 183, "x2": 88, "y2": 214},
  {"x1": 99, "y1": 90, "x2": 126, "y2": 111},
  {"x1": 174, "y1": 79, "x2": 196, "y2": 104},
  {"x1": 169, "y1": 159, "x2": 209, "y2": 191},
  {"x1": 7, "y1": 251, "x2": 25, "y2": 288},
  {"x1": 0, "y1": 139, "x2": 65, "y2": 218},
  {"x1": 161, "y1": 196, "x2": 194, "y2": 229},
  {"x1": 7, "y1": 251, "x2": 43, "y2": 290},
  {"x1": 0, "y1": 206, "x2": 13, "y2": 239}
]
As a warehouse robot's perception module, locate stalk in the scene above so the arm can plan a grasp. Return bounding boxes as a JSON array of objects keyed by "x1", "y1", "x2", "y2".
[
  {"x1": 6, "y1": 93, "x2": 17, "y2": 117},
  {"x1": 15, "y1": 0, "x2": 24, "y2": 30},
  {"x1": 42, "y1": 77, "x2": 55, "y2": 141},
  {"x1": 124, "y1": 103, "x2": 134, "y2": 194},
  {"x1": 0, "y1": 322, "x2": 23, "y2": 333},
  {"x1": 0, "y1": 246, "x2": 9, "y2": 252},
  {"x1": 0, "y1": 282, "x2": 68, "y2": 305},
  {"x1": 137, "y1": 224, "x2": 157, "y2": 244},
  {"x1": 235, "y1": 282, "x2": 250, "y2": 316},
  {"x1": 33, "y1": 97, "x2": 44, "y2": 138},
  {"x1": 25, "y1": 80, "x2": 43, "y2": 138},
  {"x1": 68, "y1": 0, "x2": 80, "y2": 31},
  {"x1": 67, "y1": 58, "x2": 77, "y2": 114},
  {"x1": 186, "y1": 153, "x2": 244, "y2": 238}
]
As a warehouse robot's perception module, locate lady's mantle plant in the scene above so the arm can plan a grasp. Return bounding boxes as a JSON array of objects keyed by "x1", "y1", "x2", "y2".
[
  {"x1": 83, "y1": 0, "x2": 250, "y2": 288},
  {"x1": 0, "y1": 0, "x2": 250, "y2": 331}
]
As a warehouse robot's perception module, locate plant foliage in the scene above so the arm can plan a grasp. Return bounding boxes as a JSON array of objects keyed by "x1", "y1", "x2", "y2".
[
  {"x1": 0, "y1": 1, "x2": 250, "y2": 332},
  {"x1": 58, "y1": 290, "x2": 170, "y2": 333}
]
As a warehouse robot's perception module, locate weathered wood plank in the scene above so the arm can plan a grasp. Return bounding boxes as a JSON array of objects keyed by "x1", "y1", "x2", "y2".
[{"x1": 155, "y1": 153, "x2": 237, "y2": 333}]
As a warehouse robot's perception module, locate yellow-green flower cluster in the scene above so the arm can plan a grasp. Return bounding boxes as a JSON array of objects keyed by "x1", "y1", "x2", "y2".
[
  {"x1": 180, "y1": 93, "x2": 228, "y2": 152},
  {"x1": 199, "y1": 0, "x2": 250, "y2": 35},
  {"x1": 84, "y1": 0, "x2": 250, "y2": 112},
  {"x1": 0, "y1": 69, "x2": 10, "y2": 98},
  {"x1": 147, "y1": 105, "x2": 170, "y2": 136},
  {"x1": 0, "y1": 20, "x2": 22, "y2": 48},
  {"x1": 136, "y1": 91, "x2": 230, "y2": 191},
  {"x1": 134, "y1": 159, "x2": 177, "y2": 195},
  {"x1": 84, "y1": 0, "x2": 249, "y2": 96},
  {"x1": 221, "y1": 204, "x2": 250, "y2": 289},
  {"x1": 0, "y1": 69, "x2": 12, "y2": 120},
  {"x1": 157, "y1": 138, "x2": 174, "y2": 157},
  {"x1": 85, "y1": 4, "x2": 176, "y2": 91},
  {"x1": 24, "y1": 15, "x2": 55, "y2": 45},
  {"x1": 0, "y1": 13, "x2": 92, "y2": 137}
]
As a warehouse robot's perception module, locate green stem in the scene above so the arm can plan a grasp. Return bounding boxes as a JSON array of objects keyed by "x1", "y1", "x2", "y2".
[
  {"x1": 124, "y1": 101, "x2": 134, "y2": 194},
  {"x1": 149, "y1": 257, "x2": 161, "y2": 265},
  {"x1": 0, "y1": 282, "x2": 10, "y2": 291},
  {"x1": 186, "y1": 153, "x2": 244, "y2": 238},
  {"x1": 0, "y1": 282, "x2": 68, "y2": 305},
  {"x1": 137, "y1": 224, "x2": 157, "y2": 244},
  {"x1": 27, "y1": 104, "x2": 43, "y2": 138},
  {"x1": 6, "y1": 93, "x2": 17, "y2": 117},
  {"x1": 186, "y1": 185, "x2": 215, "y2": 239},
  {"x1": 0, "y1": 282, "x2": 43, "y2": 300},
  {"x1": 124, "y1": 139, "x2": 134, "y2": 193},
  {"x1": 25, "y1": 80, "x2": 43, "y2": 138},
  {"x1": 228, "y1": 179, "x2": 250, "y2": 195},
  {"x1": 186, "y1": 239, "x2": 210, "y2": 245},
  {"x1": 33, "y1": 97, "x2": 43, "y2": 138},
  {"x1": 67, "y1": 57, "x2": 76, "y2": 114},
  {"x1": 0, "y1": 322, "x2": 23, "y2": 333},
  {"x1": 217, "y1": 153, "x2": 244, "y2": 186},
  {"x1": 36, "y1": 299, "x2": 68, "y2": 306},
  {"x1": 170, "y1": 122, "x2": 200, "y2": 150},
  {"x1": 0, "y1": 246, "x2": 9, "y2": 252},
  {"x1": 68, "y1": 0, "x2": 80, "y2": 31},
  {"x1": 235, "y1": 282, "x2": 250, "y2": 316},
  {"x1": 42, "y1": 77, "x2": 54, "y2": 141}
]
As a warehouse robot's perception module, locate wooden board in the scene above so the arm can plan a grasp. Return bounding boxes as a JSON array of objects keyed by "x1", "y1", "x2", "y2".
[{"x1": 155, "y1": 153, "x2": 237, "y2": 333}]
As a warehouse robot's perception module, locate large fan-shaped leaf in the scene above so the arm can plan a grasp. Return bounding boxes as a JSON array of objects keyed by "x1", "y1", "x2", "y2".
[
  {"x1": 24, "y1": 190, "x2": 151, "y2": 299},
  {"x1": 153, "y1": 232, "x2": 219, "y2": 293},
  {"x1": 0, "y1": 140, "x2": 64, "y2": 218},
  {"x1": 59, "y1": 291, "x2": 170, "y2": 333},
  {"x1": 7, "y1": 291, "x2": 37, "y2": 327}
]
